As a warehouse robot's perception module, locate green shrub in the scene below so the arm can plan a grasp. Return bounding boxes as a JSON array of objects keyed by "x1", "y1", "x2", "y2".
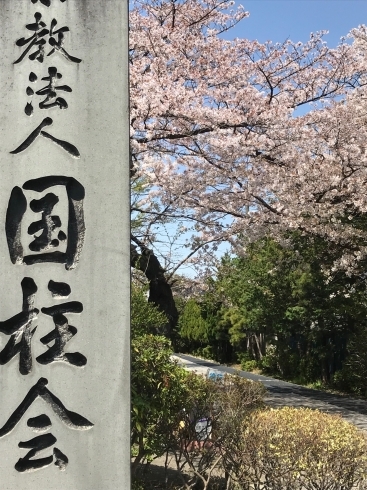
[
  {"x1": 332, "y1": 329, "x2": 367, "y2": 397},
  {"x1": 131, "y1": 335, "x2": 189, "y2": 473},
  {"x1": 170, "y1": 374, "x2": 266, "y2": 489},
  {"x1": 224, "y1": 407, "x2": 367, "y2": 490},
  {"x1": 131, "y1": 285, "x2": 167, "y2": 336},
  {"x1": 237, "y1": 351, "x2": 252, "y2": 363},
  {"x1": 298, "y1": 355, "x2": 321, "y2": 383},
  {"x1": 131, "y1": 479, "x2": 144, "y2": 490},
  {"x1": 252, "y1": 345, "x2": 278, "y2": 375},
  {"x1": 332, "y1": 365, "x2": 359, "y2": 394},
  {"x1": 192, "y1": 345, "x2": 214, "y2": 360},
  {"x1": 241, "y1": 359, "x2": 258, "y2": 372}
]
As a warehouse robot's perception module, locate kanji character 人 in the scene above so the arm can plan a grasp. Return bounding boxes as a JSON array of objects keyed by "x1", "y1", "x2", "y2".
[{"x1": 10, "y1": 117, "x2": 80, "y2": 158}]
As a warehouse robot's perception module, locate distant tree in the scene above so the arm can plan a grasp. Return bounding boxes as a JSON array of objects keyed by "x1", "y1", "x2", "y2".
[
  {"x1": 179, "y1": 299, "x2": 208, "y2": 342},
  {"x1": 212, "y1": 234, "x2": 367, "y2": 382},
  {"x1": 178, "y1": 294, "x2": 233, "y2": 362}
]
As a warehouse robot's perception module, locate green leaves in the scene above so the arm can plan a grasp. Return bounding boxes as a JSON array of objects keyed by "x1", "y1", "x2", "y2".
[
  {"x1": 185, "y1": 233, "x2": 367, "y2": 385},
  {"x1": 131, "y1": 333, "x2": 190, "y2": 469},
  {"x1": 131, "y1": 285, "x2": 167, "y2": 337},
  {"x1": 179, "y1": 298, "x2": 209, "y2": 342},
  {"x1": 228, "y1": 407, "x2": 367, "y2": 489}
]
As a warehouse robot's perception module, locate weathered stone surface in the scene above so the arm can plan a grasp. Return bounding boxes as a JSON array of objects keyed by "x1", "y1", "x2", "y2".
[{"x1": 0, "y1": 1, "x2": 130, "y2": 488}]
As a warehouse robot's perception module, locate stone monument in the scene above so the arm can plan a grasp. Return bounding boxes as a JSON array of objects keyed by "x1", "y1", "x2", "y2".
[{"x1": 0, "y1": 1, "x2": 130, "y2": 488}]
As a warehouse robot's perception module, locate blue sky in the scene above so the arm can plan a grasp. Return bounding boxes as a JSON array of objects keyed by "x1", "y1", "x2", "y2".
[{"x1": 223, "y1": 1, "x2": 367, "y2": 46}]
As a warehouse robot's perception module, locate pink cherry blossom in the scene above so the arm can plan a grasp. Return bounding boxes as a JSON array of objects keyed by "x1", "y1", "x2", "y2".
[{"x1": 130, "y1": 0, "x2": 367, "y2": 278}]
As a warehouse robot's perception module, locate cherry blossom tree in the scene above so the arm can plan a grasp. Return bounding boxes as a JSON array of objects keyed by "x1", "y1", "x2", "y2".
[{"x1": 129, "y1": 0, "x2": 367, "y2": 329}]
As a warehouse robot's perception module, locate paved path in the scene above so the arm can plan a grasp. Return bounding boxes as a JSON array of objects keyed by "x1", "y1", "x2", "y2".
[{"x1": 173, "y1": 353, "x2": 367, "y2": 431}]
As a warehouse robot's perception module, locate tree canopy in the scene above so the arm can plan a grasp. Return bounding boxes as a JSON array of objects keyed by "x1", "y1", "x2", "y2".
[
  {"x1": 177, "y1": 233, "x2": 367, "y2": 383},
  {"x1": 130, "y1": 0, "x2": 367, "y2": 333}
]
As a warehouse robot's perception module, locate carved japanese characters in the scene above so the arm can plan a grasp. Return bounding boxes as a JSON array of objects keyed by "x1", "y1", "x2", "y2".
[
  {"x1": 6, "y1": 177, "x2": 85, "y2": 269},
  {"x1": 0, "y1": 378, "x2": 93, "y2": 473},
  {"x1": 0, "y1": 279, "x2": 86, "y2": 375},
  {"x1": 12, "y1": 10, "x2": 81, "y2": 158},
  {"x1": 1, "y1": 0, "x2": 93, "y2": 475}
]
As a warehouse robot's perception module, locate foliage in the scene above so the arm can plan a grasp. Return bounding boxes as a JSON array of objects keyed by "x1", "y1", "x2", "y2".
[
  {"x1": 131, "y1": 479, "x2": 145, "y2": 490},
  {"x1": 130, "y1": 0, "x2": 367, "y2": 281},
  {"x1": 241, "y1": 359, "x2": 258, "y2": 372},
  {"x1": 223, "y1": 407, "x2": 367, "y2": 490},
  {"x1": 177, "y1": 233, "x2": 367, "y2": 392},
  {"x1": 214, "y1": 375, "x2": 266, "y2": 439},
  {"x1": 131, "y1": 285, "x2": 181, "y2": 473},
  {"x1": 169, "y1": 374, "x2": 266, "y2": 490},
  {"x1": 131, "y1": 334, "x2": 189, "y2": 472},
  {"x1": 333, "y1": 327, "x2": 367, "y2": 397},
  {"x1": 178, "y1": 295, "x2": 233, "y2": 363},
  {"x1": 212, "y1": 235, "x2": 367, "y2": 384},
  {"x1": 128, "y1": 6, "x2": 367, "y2": 483},
  {"x1": 131, "y1": 285, "x2": 367, "y2": 489},
  {"x1": 131, "y1": 285, "x2": 168, "y2": 336},
  {"x1": 129, "y1": 0, "x2": 367, "y2": 354},
  {"x1": 179, "y1": 299, "x2": 209, "y2": 343}
]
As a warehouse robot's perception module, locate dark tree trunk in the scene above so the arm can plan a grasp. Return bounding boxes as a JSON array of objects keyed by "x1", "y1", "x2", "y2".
[{"x1": 131, "y1": 236, "x2": 178, "y2": 338}]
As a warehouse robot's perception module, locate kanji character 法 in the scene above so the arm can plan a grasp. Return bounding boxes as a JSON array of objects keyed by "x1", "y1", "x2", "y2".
[
  {"x1": 25, "y1": 67, "x2": 72, "y2": 116},
  {"x1": 31, "y1": 0, "x2": 67, "y2": 6}
]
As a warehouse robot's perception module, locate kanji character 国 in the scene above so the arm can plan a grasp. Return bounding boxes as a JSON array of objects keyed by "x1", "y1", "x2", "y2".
[{"x1": 5, "y1": 176, "x2": 85, "y2": 270}]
